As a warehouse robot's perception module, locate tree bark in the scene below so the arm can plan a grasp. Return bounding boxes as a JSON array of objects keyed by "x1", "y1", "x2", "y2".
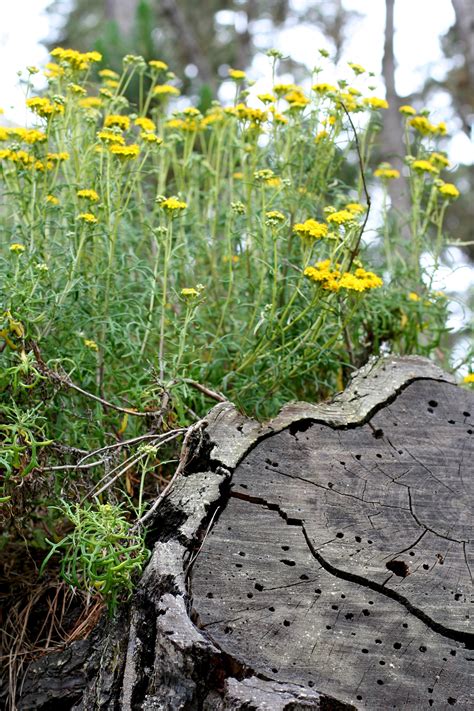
[
  {"x1": 105, "y1": 0, "x2": 140, "y2": 38},
  {"x1": 159, "y1": 0, "x2": 213, "y2": 83},
  {"x1": 18, "y1": 356, "x2": 474, "y2": 710},
  {"x1": 381, "y1": 0, "x2": 412, "y2": 249}
]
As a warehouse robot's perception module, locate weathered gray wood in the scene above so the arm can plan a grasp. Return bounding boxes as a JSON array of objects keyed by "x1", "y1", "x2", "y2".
[{"x1": 17, "y1": 356, "x2": 473, "y2": 711}]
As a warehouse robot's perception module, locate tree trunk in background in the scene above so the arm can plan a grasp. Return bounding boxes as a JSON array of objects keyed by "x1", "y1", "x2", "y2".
[
  {"x1": 381, "y1": 0, "x2": 411, "y2": 248},
  {"x1": 159, "y1": 0, "x2": 213, "y2": 83},
  {"x1": 451, "y1": 0, "x2": 474, "y2": 136},
  {"x1": 105, "y1": 0, "x2": 140, "y2": 38}
]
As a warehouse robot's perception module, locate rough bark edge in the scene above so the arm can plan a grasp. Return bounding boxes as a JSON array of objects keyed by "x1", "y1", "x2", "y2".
[{"x1": 18, "y1": 355, "x2": 453, "y2": 710}]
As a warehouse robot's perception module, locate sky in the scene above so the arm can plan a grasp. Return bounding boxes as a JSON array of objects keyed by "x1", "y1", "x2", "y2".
[{"x1": 0, "y1": 0, "x2": 472, "y2": 331}]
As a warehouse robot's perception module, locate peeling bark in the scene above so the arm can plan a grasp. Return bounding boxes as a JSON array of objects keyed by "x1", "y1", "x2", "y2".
[{"x1": 18, "y1": 356, "x2": 473, "y2": 710}]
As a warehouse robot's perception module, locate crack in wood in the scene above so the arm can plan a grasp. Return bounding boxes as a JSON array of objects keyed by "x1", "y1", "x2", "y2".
[{"x1": 230, "y1": 490, "x2": 474, "y2": 649}]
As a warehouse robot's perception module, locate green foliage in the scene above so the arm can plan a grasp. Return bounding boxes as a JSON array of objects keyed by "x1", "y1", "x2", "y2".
[
  {"x1": 40, "y1": 502, "x2": 149, "y2": 613},
  {"x1": 0, "y1": 46, "x2": 467, "y2": 606}
]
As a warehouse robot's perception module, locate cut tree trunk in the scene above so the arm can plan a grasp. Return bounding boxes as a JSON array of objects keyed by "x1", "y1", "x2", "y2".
[{"x1": 18, "y1": 356, "x2": 474, "y2": 710}]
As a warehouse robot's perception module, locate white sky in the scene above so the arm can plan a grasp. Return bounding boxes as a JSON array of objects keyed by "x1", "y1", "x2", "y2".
[{"x1": 0, "y1": 0, "x2": 473, "y2": 310}]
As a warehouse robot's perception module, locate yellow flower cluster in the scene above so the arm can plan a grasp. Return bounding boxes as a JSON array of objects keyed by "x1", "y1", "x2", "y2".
[
  {"x1": 284, "y1": 88, "x2": 310, "y2": 109},
  {"x1": 158, "y1": 196, "x2": 187, "y2": 212},
  {"x1": 348, "y1": 62, "x2": 365, "y2": 75},
  {"x1": 99, "y1": 69, "x2": 119, "y2": 80},
  {"x1": 135, "y1": 117, "x2": 156, "y2": 133},
  {"x1": 51, "y1": 47, "x2": 102, "y2": 71},
  {"x1": 79, "y1": 97, "x2": 102, "y2": 110},
  {"x1": 409, "y1": 116, "x2": 447, "y2": 136},
  {"x1": 230, "y1": 103, "x2": 267, "y2": 126},
  {"x1": 304, "y1": 260, "x2": 382, "y2": 292},
  {"x1": 181, "y1": 287, "x2": 199, "y2": 298},
  {"x1": 153, "y1": 85, "x2": 180, "y2": 97},
  {"x1": 2, "y1": 127, "x2": 47, "y2": 144},
  {"x1": 109, "y1": 144, "x2": 140, "y2": 159},
  {"x1": 412, "y1": 159, "x2": 439, "y2": 175},
  {"x1": 430, "y1": 152, "x2": 450, "y2": 168},
  {"x1": 312, "y1": 83, "x2": 337, "y2": 94},
  {"x1": 293, "y1": 219, "x2": 328, "y2": 240},
  {"x1": 104, "y1": 115, "x2": 130, "y2": 131},
  {"x1": 463, "y1": 374, "x2": 474, "y2": 384},
  {"x1": 77, "y1": 189, "x2": 99, "y2": 202},
  {"x1": 26, "y1": 97, "x2": 64, "y2": 118},
  {"x1": 326, "y1": 209, "x2": 355, "y2": 225},
  {"x1": 228, "y1": 68, "x2": 246, "y2": 81},
  {"x1": 374, "y1": 163, "x2": 400, "y2": 180},
  {"x1": 399, "y1": 105, "x2": 416, "y2": 116},
  {"x1": 363, "y1": 97, "x2": 389, "y2": 110},
  {"x1": 97, "y1": 129, "x2": 125, "y2": 145},
  {"x1": 437, "y1": 182, "x2": 460, "y2": 200},
  {"x1": 10, "y1": 243, "x2": 25, "y2": 254},
  {"x1": 149, "y1": 60, "x2": 168, "y2": 71},
  {"x1": 77, "y1": 212, "x2": 98, "y2": 224}
]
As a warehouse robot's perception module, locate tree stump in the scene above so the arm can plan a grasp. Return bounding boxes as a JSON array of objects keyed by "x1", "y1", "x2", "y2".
[{"x1": 18, "y1": 356, "x2": 474, "y2": 710}]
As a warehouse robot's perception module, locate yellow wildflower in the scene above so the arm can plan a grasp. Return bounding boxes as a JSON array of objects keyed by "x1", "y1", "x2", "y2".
[
  {"x1": 408, "y1": 292, "x2": 420, "y2": 301},
  {"x1": 108, "y1": 144, "x2": 140, "y2": 159},
  {"x1": 327, "y1": 210, "x2": 355, "y2": 225},
  {"x1": 437, "y1": 183, "x2": 460, "y2": 200},
  {"x1": 149, "y1": 60, "x2": 168, "y2": 71},
  {"x1": 153, "y1": 85, "x2": 180, "y2": 97},
  {"x1": 97, "y1": 129, "x2": 125, "y2": 145},
  {"x1": 315, "y1": 130, "x2": 329, "y2": 143},
  {"x1": 269, "y1": 108, "x2": 288, "y2": 124},
  {"x1": 181, "y1": 287, "x2": 199, "y2": 298},
  {"x1": 135, "y1": 116, "x2": 156, "y2": 132},
  {"x1": 265, "y1": 177, "x2": 282, "y2": 188},
  {"x1": 77, "y1": 213, "x2": 98, "y2": 224},
  {"x1": 293, "y1": 219, "x2": 328, "y2": 240},
  {"x1": 46, "y1": 194, "x2": 59, "y2": 205},
  {"x1": 104, "y1": 79, "x2": 119, "y2": 89},
  {"x1": 104, "y1": 114, "x2": 130, "y2": 131},
  {"x1": 140, "y1": 133, "x2": 163, "y2": 144},
  {"x1": 363, "y1": 97, "x2": 389, "y2": 110},
  {"x1": 68, "y1": 83, "x2": 87, "y2": 95},
  {"x1": 158, "y1": 196, "x2": 187, "y2": 212},
  {"x1": 348, "y1": 62, "x2": 365, "y2": 75},
  {"x1": 51, "y1": 47, "x2": 102, "y2": 71},
  {"x1": 284, "y1": 89, "x2": 310, "y2": 107},
  {"x1": 84, "y1": 339, "x2": 99, "y2": 351},
  {"x1": 399, "y1": 105, "x2": 416, "y2": 116},
  {"x1": 463, "y1": 373, "x2": 474, "y2": 384},
  {"x1": 10, "y1": 128, "x2": 47, "y2": 144},
  {"x1": 257, "y1": 93, "x2": 276, "y2": 104},
  {"x1": 44, "y1": 62, "x2": 64, "y2": 78},
  {"x1": 374, "y1": 164, "x2": 400, "y2": 180},
  {"x1": 99, "y1": 68, "x2": 120, "y2": 79},
  {"x1": 409, "y1": 116, "x2": 436, "y2": 136},
  {"x1": 47, "y1": 152, "x2": 70, "y2": 162},
  {"x1": 233, "y1": 172, "x2": 243, "y2": 180},
  {"x1": 26, "y1": 97, "x2": 64, "y2": 118},
  {"x1": 345, "y1": 203, "x2": 365, "y2": 214},
  {"x1": 273, "y1": 83, "x2": 295, "y2": 96},
  {"x1": 77, "y1": 189, "x2": 99, "y2": 202},
  {"x1": 234, "y1": 104, "x2": 267, "y2": 124},
  {"x1": 78, "y1": 96, "x2": 102, "y2": 109},
  {"x1": 430, "y1": 152, "x2": 450, "y2": 168},
  {"x1": 312, "y1": 83, "x2": 337, "y2": 94},
  {"x1": 265, "y1": 211, "x2": 286, "y2": 222},
  {"x1": 10, "y1": 243, "x2": 25, "y2": 254},
  {"x1": 228, "y1": 68, "x2": 246, "y2": 80},
  {"x1": 412, "y1": 159, "x2": 439, "y2": 175},
  {"x1": 435, "y1": 121, "x2": 447, "y2": 135}
]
